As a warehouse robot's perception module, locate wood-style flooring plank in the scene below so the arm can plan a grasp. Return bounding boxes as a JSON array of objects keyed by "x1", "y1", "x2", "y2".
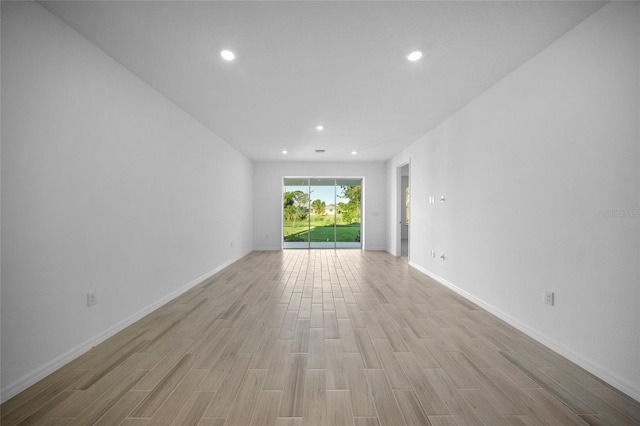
[
  {"x1": 69, "y1": 369, "x2": 148, "y2": 425},
  {"x1": 10, "y1": 390, "x2": 76, "y2": 426},
  {"x1": 198, "y1": 418, "x2": 226, "y2": 426},
  {"x1": 353, "y1": 328, "x2": 382, "y2": 369},
  {"x1": 225, "y1": 369, "x2": 267, "y2": 426},
  {"x1": 337, "y1": 319, "x2": 359, "y2": 353},
  {"x1": 120, "y1": 419, "x2": 151, "y2": 426},
  {"x1": 394, "y1": 389, "x2": 432, "y2": 426},
  {"x1": 500, "y1": 351, "x2": 593, "y2": 414},
  {"x1": 94, "y1": 390, "x2": 148, "y2": 426},
  {"x1": 326, "y1": 390, "x2": 354, "y2": 426},
  {"x1": 346, "y1": 303, "x2": 366, "y2": 328},
  {"x1": 365, "y1": 369, "x2": 406, "y2": 426},
  {"x1": 589, "y1": 388, "x2": 640, "y2": 424},
  {"x1": 250, "y1": 328, "x2": 281, "y2": 369},
  {"x1": 323, "y1": 311, "x2": 339, "y2": 339},
  {"x1": 147, "y1": 368, "x2": 207, "y2": 425},
  {"x1": 422, "y1": 368, "x2": 484, "y2": 426},
  {"x1": 521, "y1": 388, "x2": 589, "y2": 426},
  {"x1": 291, "y1": 319, "x2": 311, "y2": 353},
  {"x1": 263, "y1": 339, "x2": 293, "y2": 390},
  {"x1": 250, "y1": 391, "x2": 283, "y2": 426},
  {"x1": 275, "y1": 418, "x2": 303, "y2": 426},
  {"x1": 371, "y1": 339, "x2": 412, "y2": 389},
  {"x1": 343, "y1": 353, "x2": 377, "y2": 417},
  {"x1": 325, "y1": 339, "x2": 348, "y2": 391},
  {"x1": 457, "y1": 388, "x2": 510, "y2": 426},
  {"x1": 1, "y1": 369, "x2": 88, "y2": 425},
  {"x1": 307, "y1": 328, "x2": 326, "y2": 369},
  {"x1": 203, "y1": 352, "x2": 252, "y2": 418},
  {"x1": 427, "y1": 415, "x2": 459, "y2": 426},
  {"x1": 310, "y1": 304, "x2": 324, "y2": 328},
  {"x1": 1, "y1": 363, "x2": 83, "y2": 416},
  {"x1": 538, "y1": 366, "x2": 635, "y2": 425},
  {"x1": 395, "y1": 352, "x2": 449, "y2": 415},
  {"x1": 302, "y1": 369, "x2": 327, "y2": 426},
  {"x1": 56, "y1": 362, "x2": 149, "y2": 418},
  {"x1": 170, "y1": 391, "x2": 213, "y2": 426},
  {"x1": 353, "y1": 418, "x2": 380, "y2": 426},
  {"x1": 278, "y1": 353, "x2": 308, "y2": 417}
]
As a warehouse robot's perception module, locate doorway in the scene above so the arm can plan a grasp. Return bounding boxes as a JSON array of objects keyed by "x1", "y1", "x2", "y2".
[
  {"x1": 398, "y1": 164, "x2": 410, "y2": 258},
  {"x1": 283, "y1": 177, "x2": 362, "y2": 249}
]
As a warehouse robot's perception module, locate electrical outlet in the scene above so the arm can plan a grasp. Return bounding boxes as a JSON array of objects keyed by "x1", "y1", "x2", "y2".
[
  {"x1": 544, "y1": 291, "x2": 554, "y2": 306},
  {"x1": 87, "y1": 291, "x2": 97, "y2": 307}
]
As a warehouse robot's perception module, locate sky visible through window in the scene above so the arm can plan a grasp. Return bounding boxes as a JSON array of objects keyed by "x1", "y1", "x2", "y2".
[{"x1": 286, "y1": 185, "x2": 343, "y2": 205}]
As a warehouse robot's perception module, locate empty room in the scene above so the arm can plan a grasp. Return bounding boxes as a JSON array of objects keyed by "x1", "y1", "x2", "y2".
[{"x1": 1, "y1": 1, "x2": 639, "y2": 425}]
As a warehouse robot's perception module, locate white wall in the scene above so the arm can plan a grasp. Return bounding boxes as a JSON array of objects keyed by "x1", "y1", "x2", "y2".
[
  {"x1": 253, "y1": 162, "x2": 386, "y2": 251},
  {"x1": 1, "y1": 2, "x2": 253, "y2": 401},
  {"x1": 387, "y1": 2, "x2": 640, "y2": 400}
]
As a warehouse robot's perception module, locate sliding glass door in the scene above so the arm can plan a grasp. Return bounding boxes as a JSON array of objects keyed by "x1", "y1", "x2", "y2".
[{"x1": 283, "y1": 177, "x2": 362, "y2": 249}]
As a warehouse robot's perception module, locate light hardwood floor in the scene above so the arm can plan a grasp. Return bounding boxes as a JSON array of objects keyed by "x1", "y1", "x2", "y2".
[{"x1": 2, "y1": 250, "x2": 639, "y2": 425}]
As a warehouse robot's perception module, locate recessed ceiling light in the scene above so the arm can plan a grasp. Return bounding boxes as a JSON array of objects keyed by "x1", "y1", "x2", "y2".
[
  {"x1": 282, "y1": 150, "x2": 288, "y2": 154},
  {"x1": 351, "y1": 151, "x2": 357, "y2": 155},
  {"x1": 407, "y1": 51, "x2": 423, "y2": 62},
  {"x1": 315, "y1": 125, "x2": 324, "y2": 131},
  {"x1": 220, "y1": 50, "x2": 235, "y2": 61}
]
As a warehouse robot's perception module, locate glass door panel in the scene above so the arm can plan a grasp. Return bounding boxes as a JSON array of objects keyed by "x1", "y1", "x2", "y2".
[
  {"x1": 309, "y1": 178, "x2": 336, "y2": 249},
  {"x1": 336, "y1": 179, "x2": 362, "y2": 248},
  {"x1": 283, "y1": 178, "x2": 310, "y2": 249}
]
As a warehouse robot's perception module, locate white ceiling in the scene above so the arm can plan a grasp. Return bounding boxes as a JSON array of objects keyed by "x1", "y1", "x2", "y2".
[{"x1": 40, "y1": 1, "x2": 605, "y2": 162}]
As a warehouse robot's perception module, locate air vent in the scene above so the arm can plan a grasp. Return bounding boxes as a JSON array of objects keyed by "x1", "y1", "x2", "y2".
[{"x1": 315, "y1": 149, "x2": 325, "y2": 153}]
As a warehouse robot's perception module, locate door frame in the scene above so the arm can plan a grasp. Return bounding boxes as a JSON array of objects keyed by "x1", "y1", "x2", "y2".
[
  {"x1": 396, "y1": 162, "x2": 410, "y2": 258},
  {"x1": 282, "y1": 176, "x2": 365, "y2": 250}
]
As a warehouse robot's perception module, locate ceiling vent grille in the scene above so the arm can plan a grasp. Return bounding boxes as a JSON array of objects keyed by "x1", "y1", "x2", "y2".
[{"x1": 315, "y1": 149, "x2": 325, "y2": 153}]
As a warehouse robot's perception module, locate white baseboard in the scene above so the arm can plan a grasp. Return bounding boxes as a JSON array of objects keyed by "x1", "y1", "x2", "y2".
[
  {"x1": 408, "y1": 261, "x2": 640, "y2": 403},
  {"x1": 1, "y1": 250, "x2": 252, "y2": 403}
]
